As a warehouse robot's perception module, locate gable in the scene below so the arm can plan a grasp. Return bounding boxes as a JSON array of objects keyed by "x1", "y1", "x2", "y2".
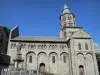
[{"x1": 71, "y1": 29, "x2": 91, "y2": 39}]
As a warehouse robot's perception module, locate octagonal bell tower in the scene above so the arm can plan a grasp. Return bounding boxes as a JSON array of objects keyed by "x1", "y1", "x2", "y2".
[{"x1": 59, "y1": 4, "x2": 76, "y2": 38}]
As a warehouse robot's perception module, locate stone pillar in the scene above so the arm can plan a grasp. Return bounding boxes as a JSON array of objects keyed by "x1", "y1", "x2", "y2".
[
  {"x1": 70, "y1": 38, "x2": 74, "y2": 75},
  {"x1": 58, "y1": 53, "x2": 60, "y2": 75},
  {"x1": 36, "y1": 54, "x2": 39, "y2": 75},
  {"x1": 68, "y1": 47, "x2": 73, "y2": 75},
  {"x1": 46, "y1": 54, "x2": 49, "y2": 73},
  {"x1": 84, "y1": 56, "x2": 87, "y2": 75}
]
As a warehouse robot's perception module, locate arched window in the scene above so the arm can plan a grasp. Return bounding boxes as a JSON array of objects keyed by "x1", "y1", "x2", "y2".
[
  {"x1": 63, "y1": 16, "x2": 66, "y2": 21},
  {"x1": 10, "y1": 43, "x2": 13, "y2": 48},
  {"x1": 64, "y1": 22, "x2": 66, "y2": 27},
  {"x1": 64, "y1": 32, "x2": 66, "y2": 37},
  {"x1": 29, "y1": 56, "x2": 32, "y2": 63},
  {"x1": 52, "y1": 56, "x2": 55, "y2": 63},
  {"x1": 85, "y1": 43, "x2": 88, "y2": 50},
  {"x1": 68, "y1": 16, "x2": 71, "y2": 20},
  {"x1": 13, "y1": 44, "x2": 16, "y2": 48},
  {"x1": 79, "y1": 65, "x2": 84, "y2": 75},
  {"x1": 63, "y1": 56, "x2": 66, "y2": 63},
  {"x1": 78, "y1": 43, "x2": 82, "y2": 50},
  {"x1": 69, "y1": 22, "x2": 72, "y2": 27}
]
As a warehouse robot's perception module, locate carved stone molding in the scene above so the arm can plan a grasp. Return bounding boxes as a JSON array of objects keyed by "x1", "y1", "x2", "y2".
[{"x1": 10, "y1": 42, "x2": 68, "y2": 50}]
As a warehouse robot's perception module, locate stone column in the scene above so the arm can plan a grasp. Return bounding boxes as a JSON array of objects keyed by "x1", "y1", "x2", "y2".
[
  {"x1": 84, "y1": 55, "x2": 87, "y2": 75},
  {"x1": 46, "y1": 54, "x2": 49, "y2": 73},
  {"x1": 36, "y1": 54, "x2": 39, "y2": 75},
  {"x1": 58, "y1": 53, "x2": 60, "y2": 75},
  {"x1": 70, "y1": 38, "x2": 74, "y2": 75},
  {"x1": 68, "y1": 46, "x2": 73, "y2": 75}
]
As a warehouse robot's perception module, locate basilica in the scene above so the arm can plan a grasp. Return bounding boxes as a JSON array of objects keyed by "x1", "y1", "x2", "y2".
[{"x1": 7, "y1": 4, "x2": 99, "y2": 75}]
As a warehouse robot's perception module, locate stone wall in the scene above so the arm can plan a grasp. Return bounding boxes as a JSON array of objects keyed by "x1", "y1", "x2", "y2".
[{"x1": 8, "y1": 41, "x2": 70, "y2": 75}]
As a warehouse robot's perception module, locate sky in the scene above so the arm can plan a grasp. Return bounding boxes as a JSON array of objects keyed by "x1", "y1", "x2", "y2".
[{"x1": 0, "y1": 0, "x2": 100, "y2": 47}]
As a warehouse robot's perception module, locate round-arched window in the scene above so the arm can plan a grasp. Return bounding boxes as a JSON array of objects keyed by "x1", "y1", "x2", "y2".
[
  {"x1": 78, "y1": 43, "x2": 82, "y2": 50},
  {"x1": 68, "y1": 15, "x2": 71, "y2": 20}
]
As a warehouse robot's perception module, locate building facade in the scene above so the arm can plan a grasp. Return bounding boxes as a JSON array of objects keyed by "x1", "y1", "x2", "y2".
[{"x1": 7, "y1": 4, "x2": 99, "y2": 75}]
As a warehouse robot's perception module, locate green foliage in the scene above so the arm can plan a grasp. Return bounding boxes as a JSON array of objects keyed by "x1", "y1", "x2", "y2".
[{"x1": 4, "y1": 27, "x2": 10, "y2": 33}]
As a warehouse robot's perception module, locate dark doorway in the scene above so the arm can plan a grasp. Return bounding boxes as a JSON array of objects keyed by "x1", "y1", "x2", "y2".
[
  {"x1": 79, "y1": 65, "x2": 84, "y2": 75},
  {"x1": 39, "y1": 63, "x2": 45, "y2": 73}
]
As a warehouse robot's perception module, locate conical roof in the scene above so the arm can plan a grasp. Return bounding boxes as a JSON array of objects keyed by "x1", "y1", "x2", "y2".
[
  {"x1": 62, "y1": 4, "x2": 71, "y2": 14},
  {"x1": 64, "y1": 4, "x2": 68, "y2": 9}
]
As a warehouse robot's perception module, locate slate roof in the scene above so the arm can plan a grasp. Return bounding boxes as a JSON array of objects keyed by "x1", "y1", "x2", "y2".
[{"x1": 10, "y1": 36, "x2": 66, "y2": 42}]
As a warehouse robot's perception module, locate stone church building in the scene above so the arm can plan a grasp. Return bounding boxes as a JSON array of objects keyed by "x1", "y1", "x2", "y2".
[{"x1": 7, "y1": 4, "x2": 99, "y2": 75}]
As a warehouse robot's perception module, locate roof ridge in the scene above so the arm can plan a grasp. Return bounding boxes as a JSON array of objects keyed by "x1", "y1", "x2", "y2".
[{"x1": 18, "y1": 36, "x2": 63, "y2": 38}]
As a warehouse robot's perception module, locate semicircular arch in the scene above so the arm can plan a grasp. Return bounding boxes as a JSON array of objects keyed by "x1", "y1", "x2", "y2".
[
  {"x1": 49, "y1": 52, "x2": 58, "y2": 56},
  {"x1": 26, "y1": 51, "x2": 36, "y2": 56},
  {"x1": 86, "y1": 53, "x2": 93, "y2": 56},
  {"x1": 60, "y1": 52, "x2": 68, "y2": 56},
  {"x1": 77, "y1": 53, "x2": 84, "y2": 57},
  {"x1": 38, "y1": 52, "x2": 47, "y2": 56}
]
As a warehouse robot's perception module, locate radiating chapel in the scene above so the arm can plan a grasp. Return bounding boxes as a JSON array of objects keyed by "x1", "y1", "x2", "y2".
[{"x1": 7, "y1": 4, "x2": 99, "y2": 75}]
